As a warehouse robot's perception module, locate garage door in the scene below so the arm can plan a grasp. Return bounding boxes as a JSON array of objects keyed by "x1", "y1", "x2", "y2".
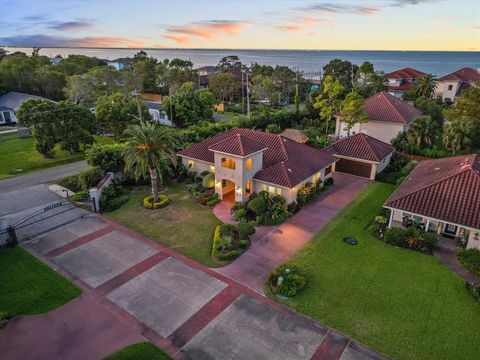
[{"x1": 335, "y1": 158, "x2": 372, "y2": 178}]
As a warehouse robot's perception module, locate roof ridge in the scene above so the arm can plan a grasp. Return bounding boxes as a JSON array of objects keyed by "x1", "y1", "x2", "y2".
[
  {"x1": 385, "y1": 162, "x2": 474, "y2": 206},
  {"x1": 360, "y1": 134, "x2": 380, "y2": 161},
  {"x1": 382, "y1": 92, "x2": 408, "y2": 124}
]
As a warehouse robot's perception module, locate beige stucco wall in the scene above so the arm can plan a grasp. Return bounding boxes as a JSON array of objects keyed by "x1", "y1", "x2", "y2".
[
  {"x1": 435, "y1": 81, "x2": 460, "y2": 102},
  {"x1": 376, "y1": 153, "x2": 393, "y2": 173},
  {"x1": 181, "y1": 157, "x2": 213, "y2": 174},
  {"x1": 336, "y1": 118, "x2": 406, "y2": 144}
]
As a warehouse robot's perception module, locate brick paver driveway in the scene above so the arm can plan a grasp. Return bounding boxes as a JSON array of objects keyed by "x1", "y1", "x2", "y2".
[
  {"x1": 0, "y1": 206, "x2": 387, "y2": 360},
  {"x1": 216, "y1": 173, "x2": 370, "y2": 293}
]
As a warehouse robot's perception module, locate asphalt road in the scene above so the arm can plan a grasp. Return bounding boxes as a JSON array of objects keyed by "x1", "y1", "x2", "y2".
[{"x1": 0, "y1": 160, "x2": 88, "y2": 193}]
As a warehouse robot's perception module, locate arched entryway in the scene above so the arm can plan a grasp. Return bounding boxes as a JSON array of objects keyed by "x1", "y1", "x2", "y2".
[{"x1": 221, "y1": 179, "x2": 236, "y2": 203}]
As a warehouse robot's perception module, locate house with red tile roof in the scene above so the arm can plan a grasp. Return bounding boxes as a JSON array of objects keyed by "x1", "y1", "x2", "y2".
[
  {"x1": 435, "y1": 67, "x2": 480, "y2": 102},
  {"x1": 178, "y1": 128, "x2": 338, "y2": 203},
  {"x1": 323, "y1": 133, "x2": 395, "y2": 180},
  {"x1": 386, "y1": 67, "x2": 425, "y2": 99},
  {"x1": 335, "y1": 92, "x2": 422, "y2": 144},
  {"x1": 384, "y1": 154, "x2": 480, "y2": 249}
]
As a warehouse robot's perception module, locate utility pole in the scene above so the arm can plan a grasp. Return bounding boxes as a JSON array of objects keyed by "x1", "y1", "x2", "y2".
[
  {"x1": 169, "y1": 87, "x2": 174, "y2": 124},
  {"x1": 241, "y1": 71, "x2": 245, "y2": 115},
  {"x1": 134, "y1": 89, "x2": 144, "y2": 123},
  {"x1": 246, "y1": 72, "x2": 250, "y2": 118}
]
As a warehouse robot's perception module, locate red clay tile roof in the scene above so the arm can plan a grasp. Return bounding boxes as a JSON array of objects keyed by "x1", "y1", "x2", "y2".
[
  {"x1": 385, "y1": 154, "x2": 480, "y2": 229},
  {"x1": 387, "y1": 80, "x2": 414, "y2": 92},
  {"x1": 208, "y1": 134, "x2": 267, "y2": 157},
  {"x1": 364, "y1": 92, "x2": 422, "y2": 124},
  {"x1": 324, "y1": 133, "x2": 394, "y2": 162},
  {"x1": 438, "y1": 67, "x2": 480, "y2": 82},
  {"x1": 178, "y1": 128, "x2": 337, "y2": 188},
  {"x1": 386, "y1": 67, "x2": 425, "y2": 80}
]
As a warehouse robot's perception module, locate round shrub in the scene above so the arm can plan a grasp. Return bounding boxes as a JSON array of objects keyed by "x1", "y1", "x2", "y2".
[
  {"x1": 236, "y1": 221, "x2": 256, "y2": 239},
  {"x1": 267, "y1": 264, "x2": 306, "y2": 297},
  {"x1": 85, "y1": 143, "x2": 125, "y2": 172},
  {"x1": 143, "y1": 194, "x2": 170, "y2": 209},
  {"x1": 234, "y1": 208, "x2": 247, "y2": 221},
  {"x1": 239, "y1": 239, "x2": 250, "y2": 249},
  {"x1": 202, "y1": 173, "x2": 215, "y2": 189},
  {"x1": 248, "y1": 197, "x2": 267, "y2": 215}
]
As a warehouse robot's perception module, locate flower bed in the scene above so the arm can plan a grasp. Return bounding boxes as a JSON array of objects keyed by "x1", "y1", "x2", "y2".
[
  {"x1": 231, "y1": 191, "x2": 290, "y2": 226},
  {"x1": 383, "y1": 227, "x2": 438, "y2": 253},
  {"x1": 143, "y1": 194, "x2": 170, "y2": 209},
  {"x1": 212, "y1": 222, "x2": 255, "y2": 261},
  {"x1": 267, "y1": 264, "x2": 306, "y2": 297}
]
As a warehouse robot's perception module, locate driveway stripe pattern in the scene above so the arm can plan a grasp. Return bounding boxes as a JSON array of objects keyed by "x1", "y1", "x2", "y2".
[{"x1": 0, "y1": 199, "x2": 388, "y2": 360}]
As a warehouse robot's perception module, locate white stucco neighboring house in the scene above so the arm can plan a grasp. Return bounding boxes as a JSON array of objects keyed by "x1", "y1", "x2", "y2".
[
  {"x1": 435, "y1": 67, "x2": 480, "y2": 102},
  {"x1": 335, "y1": 92, "x2": 422, "y2": 144}
]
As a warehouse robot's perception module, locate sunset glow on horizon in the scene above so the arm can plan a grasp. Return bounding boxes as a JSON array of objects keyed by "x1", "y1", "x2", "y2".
[{"x1": 0, "y1": 0, "x2": 479, "y2": 51}]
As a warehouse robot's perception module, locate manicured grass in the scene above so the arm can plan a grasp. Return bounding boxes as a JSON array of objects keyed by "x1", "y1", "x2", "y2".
[
  {"x1": 0, "y1": 132, "x2": 113, "y2": 179},
  {"x1": 273, "y1": 182, "x2": 480, "y2": 360},
  {"x1": 104, "y1": 342, "x2": 172, "y2": 360},
  {"x1": 0, "y1": 247, "x2": 80, "y2": 318},
  {"x1": 107, "y1": 182, "x2": 225, "y2": 267}
]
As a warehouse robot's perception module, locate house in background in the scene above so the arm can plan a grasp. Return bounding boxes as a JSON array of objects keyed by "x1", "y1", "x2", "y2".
[
  {"x1": 384, "y1": 154, "x2": 480, "y2": 250},
  {"x1": 0, "y1": 91, "x2": 47, "y2": 125},
  {"x1": 144, "y1": 101, "x2": 172, "y2": 127},
  {"x1": 197, "y1": 66, "x2": 218, "y2": 89},
  {"x1": 323, "y1": 133, "x2": 394, "y2": 180},
  {"x1": 335, "y1": 92, "x2": 422, "y2": 144},
  {"x1": 435, "y1": 67, "x2": 480, "y2": 102},
  {"x1": 106, "y1": 58, "x2": 130, "y2": 70},
  {"x1": 49, "y1": 55, "x2": 63, "y2": 65},
  {"x1": 386, "y1": 67, "x2": 425, "y2": 99},
  {"x1": 178, "y1": 128, "x2": 337, "y2": 203}
]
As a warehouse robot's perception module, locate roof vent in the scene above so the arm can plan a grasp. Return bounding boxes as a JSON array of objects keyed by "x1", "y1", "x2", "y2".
[{"x1": 287, "y1": 168, "x2": 292, "y2": 173}]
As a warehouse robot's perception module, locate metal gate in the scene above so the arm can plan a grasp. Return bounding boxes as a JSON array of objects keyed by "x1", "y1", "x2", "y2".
[{"x1": 0, "y1": 201, "x2": 83, "y2": 248}]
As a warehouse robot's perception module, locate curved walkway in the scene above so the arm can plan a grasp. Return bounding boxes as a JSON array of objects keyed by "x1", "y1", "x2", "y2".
[
  {"x1": 434, "y1": 238, "x2": 480, "y2": 284},
  {"x1": 215, "y1": 173, "x2": 370, "y2": 294}
]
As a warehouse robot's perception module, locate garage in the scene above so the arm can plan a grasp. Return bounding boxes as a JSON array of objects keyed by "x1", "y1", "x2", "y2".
[{"x1": 335, "y1": 158, "x2": 372, "y2": 178}]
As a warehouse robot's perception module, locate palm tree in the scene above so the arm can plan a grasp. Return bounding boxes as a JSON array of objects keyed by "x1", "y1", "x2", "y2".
[
  {"x1": 443, "y1": 120, "x2": 472, "y2": 155},
  {"x1": 413, "y1": 74, "x2": 437, "y2": 99},
  {"x1": 123, "y1": 121, "x2": 177, "y2": 202},
  {"x1": 407, "y1": 115, "x2": 438, "y2": 147}
]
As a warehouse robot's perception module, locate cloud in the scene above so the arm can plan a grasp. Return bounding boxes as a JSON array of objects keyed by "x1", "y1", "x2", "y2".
[
  {"x1": 0, "y1": 34, "x2": 144, "y2": 48},
  {"x1": 392, "y1": 0, "x2": 438, "y2": 6},
  {"x1": 296, "y1": 2, "x2": 380, "y2": 15},
  {"x1": 163, "y1": 20, "x2": 250, "y2": 44},
  {"x1": 50, "y1": 20, "x2": 94, "y2": 31},
  {"x1": 275, "y1": 16, "x2": 335, "y2": 32}
]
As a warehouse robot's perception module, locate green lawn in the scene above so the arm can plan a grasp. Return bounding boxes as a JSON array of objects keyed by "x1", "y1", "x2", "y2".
[
  {"x1": 104, "y1": 342, "x2": 172, "y2": 360},
  {"x1": 0, "y1": 247, "x2": 80, "y2": 319},
  {"x1": 0, "y1": 132, "x2": 113, "y2": 179},
  {"x1": 273, "y1": 182, "x2": 480, "y2": 360},
  {"x1": 107, "y1": 183, "x2": 225, "y2": 267}
]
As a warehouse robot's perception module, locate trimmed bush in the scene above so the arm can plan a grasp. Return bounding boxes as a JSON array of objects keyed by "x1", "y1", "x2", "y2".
[
  {"x1": 58, "y1": 175, "x2": 82, "y2": 192},
  {"x1": 206, "y1": 193, "x2": 220, "y2": 207},
  {"x1": 466, "y1": 282, "x2": 480, "y2": 300},
  {"x1": 384, "y1": 227, "x2": 438, "y2": 253},
  {"x1": 202, "y1": 173, "x2": 215, "y2": 189},
  {"x1": 233, "y1": 208, "x2": 247, "y2": 221},
  {"x1": 239, "y1": 239, "x2": 250, "y2": 249},
  {"x1": 237, "y1": 221, "x2": 256, "y2": 239},
  {"x1": 211, "y1": 226, "x2": 240, "y2": 260},
  {"x1": 143, "y1": 194, "x2": 169, "y2": 209},
  {"x1": 267, "y1": 264, "x2": 307, "y2": 297},
  {"x1": 456, "y1": 248, "x2": 480, "y2": 276},
  {"x1": 248, "y1": 197, "x2": 267, "y2": 215},
  {"x1": 220, "y1": 224, "x2": 238, "y2": 238},
  {"x1": 70, "y1": 190, "x2": 88, "y2": 202},
  {"x1": 78, "y1": 167, "x2": 104, "y2": 190}
]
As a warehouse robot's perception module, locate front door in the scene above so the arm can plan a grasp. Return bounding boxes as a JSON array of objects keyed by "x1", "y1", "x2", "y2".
[{"x1": 444, "y1": 223, "x2": 457, "y2": 236}]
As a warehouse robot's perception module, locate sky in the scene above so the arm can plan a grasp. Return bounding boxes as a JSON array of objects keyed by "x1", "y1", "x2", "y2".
[{"x1": 0, "y1": 0, "x2": 479, "y2": 51}]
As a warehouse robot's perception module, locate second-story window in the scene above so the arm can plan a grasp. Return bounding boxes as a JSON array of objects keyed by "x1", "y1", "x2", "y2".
[
  {"x1": 246, "y1": 158, "x2": 253, "y2": 171},
  {"x1": 221, "y1": 157, "x2": 236, "y2": 170},
  {"x1": 447, "y1": 85, "x2": 453, "y2": 90}
]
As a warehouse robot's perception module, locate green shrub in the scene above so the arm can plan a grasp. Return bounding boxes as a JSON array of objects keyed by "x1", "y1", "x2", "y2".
[
  {"x1": 265, "y1": 123, "x2": 281, "y2": 133},
  {"x1": 248, "y1": 197, "x2": 267, "y2": 215},
  {"x1": 78, "y1": 167, "x2": 104, "y2": 190},
  {"x1": 206, "y1": 193, "x2": 220, "y2": 207},
  {"x1": 143, "y1": 194, "x2": 169, "y2": 209},
  {"x1": 384, "y1": 227, "x2": 438, "y2": 253},
  {"x1": 85, "y1": 143, "x2": 125, "y2": 172},
  {"x1": 466, "y1": 282, "x2": 480, "y2": 300},
  {"x1": 58, "y1": 175, "x2": 82, "y2": 192},
  {"x1": 236, "y1": 221, "x2": 256, "y2": 239},
  {"x1": 267, "y1": 264, "x2": 307, "y2": 297},
  {"x1": 220, "y1": 224, "x2": 238, "y2": 238},
  {"x1": 234, "y1": 208, "x2": 247, "y2": 221},
  {"x1": 324, "y1": 177, "x2": 334, "y2": 186},
  {"x1": 202, "y1": 173, "x2": 215, "y2": 189},
  {"x1": 367, "y1": 223, "x2": 381, "y2": 236},
  {"x1": 103, "y1": 195, "x2": 129, "y2": 212},
  {"x1": 70, "y1": 190, "x2": 88, "y2": 202},
  {"x1": 211, "y1": 225, "x2": 241, "y2": 261},
  {"x1": 456, "y1": 248, "x2": 480, "y2": 276},
  {"x1": 231, "y1": 202, "x2": 246, "y2": 212},
  {"x1": 239, "y1": 239, "x2": 250, "y2": 249}
]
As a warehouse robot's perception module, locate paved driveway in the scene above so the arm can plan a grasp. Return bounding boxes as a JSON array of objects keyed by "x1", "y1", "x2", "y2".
[
  {"x1": 216, "y1": 173, "x2": 370, "y2": 293},
  {"x1": 0, "y1": 214, "x2": 387, "y2": 360}
]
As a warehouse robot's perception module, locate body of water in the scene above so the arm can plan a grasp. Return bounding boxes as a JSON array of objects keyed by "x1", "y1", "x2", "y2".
[{"x1": 4, "y1": 47, "x2": 480, "y2": 77}]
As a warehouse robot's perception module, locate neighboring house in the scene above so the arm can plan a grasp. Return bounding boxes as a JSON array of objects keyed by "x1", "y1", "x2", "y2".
[
  {"x1": 279, "y1": 129, "x2": 309, "y2": 144},
  {"x1": 178, "y1": 128, "x2": 337, "y2": 203},
  {"x1": 197, "y1": 66, "x2": 218, "y2": 89},
  {"x1": 386, "y1": 67, "x2": 425, "y2": 98},
  {"x1": 384, "y1": 154, "x2": 480, "y2": 250},
  {"x1": 435, "y1": 67, "x2": 480, "y2": 102},
  {"x1": 335, "y1": 92, "x2": 422, "y2": 144},
  {"x1": 0, "y1": 91, "x2": 47, "y2": 125},
  {"x1": 106, "y1": 58, "x2": 129, "y2": 70},
  {"x1": 323, "y1": 133, "x2": 394, "y2": 180},
  {"x1": 144, "y1": 101, "x2": 172, "y2": 127}
]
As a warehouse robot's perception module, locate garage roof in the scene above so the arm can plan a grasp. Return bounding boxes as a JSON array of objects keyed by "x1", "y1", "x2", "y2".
[{"x1": 324, "y1": 133, "x2": 394, "y2": 162}]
